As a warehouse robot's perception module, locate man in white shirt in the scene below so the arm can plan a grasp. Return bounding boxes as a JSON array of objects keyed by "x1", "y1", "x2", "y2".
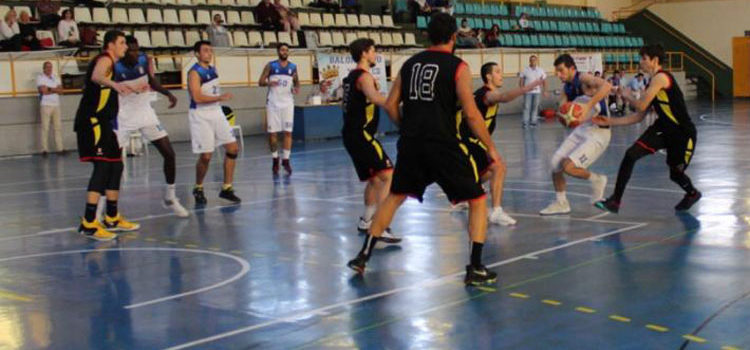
[
  {"x1": 519, "y1": 55, "x2": 547, "y2": 128},
  {"x1": 37, "y1": 61, "x2": 64, "y2": 155}
]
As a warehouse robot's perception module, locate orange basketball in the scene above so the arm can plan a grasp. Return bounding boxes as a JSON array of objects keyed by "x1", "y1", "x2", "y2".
[{"x1": 557, "y1": 102, "x2": 584, "y2": 128}]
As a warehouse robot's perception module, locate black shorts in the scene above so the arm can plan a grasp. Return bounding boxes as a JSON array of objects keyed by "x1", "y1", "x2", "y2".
[
  {"x1": 465, "y1": 138, "x2": 492, "y2": 177},
  {"x1": 343, "y1": 132, "x2": 393, "y2": 181},
  {"x1": 75, "y1": 114, "x2": 121, "y2": 162},
  {"x1": 391, "y1": 138, "x2": 485, "y2": 203},
  {"x1": 635, "y1": 125, "x2": 696, "y2": 168}
]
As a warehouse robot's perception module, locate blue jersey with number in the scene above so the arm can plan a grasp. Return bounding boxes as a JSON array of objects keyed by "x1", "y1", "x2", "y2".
[
  {"x1": 189, "y1": 63, "x2": 220, "y2": 109},
  {"x1": 564, "y1": 71, "x2": 608, "y2": 116},
  {"x1": 267, "y1": 60, "x2": 296, "y2": 107}
]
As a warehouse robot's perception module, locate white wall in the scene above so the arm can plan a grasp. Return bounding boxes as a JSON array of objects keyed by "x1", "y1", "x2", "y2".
[{"x1": 648, "y1": 0, "x2": 750, "y2": 67}]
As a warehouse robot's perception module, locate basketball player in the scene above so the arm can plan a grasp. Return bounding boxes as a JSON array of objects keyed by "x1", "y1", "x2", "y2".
[
  {"x1": 114, "y1": 35, "x2": 188, "y2": 217},
  {"x1": 347, "y1": 13, "x2": 501, "y2": 286},
  {"x1": 342, "y1": 38, "x2": 400, "y2": 243},
  {"x1": 259, "y1": 43, "x2": 299, "y2": 175},
  {"x1": 595, "y1": 44, "x2": 700, "y2": 213},
  {"x1": 75, "y1": 30, "x2": 139, "y2": 240},
  {"x1": 187, "y1": 41, "x2": 241, "y2": 205},
  {"x1": 539, "y1": 54, "x2": 611, "y2": 215},
  {"x1": 457, "y1": 62, "x2": 543, "y2": 225}
]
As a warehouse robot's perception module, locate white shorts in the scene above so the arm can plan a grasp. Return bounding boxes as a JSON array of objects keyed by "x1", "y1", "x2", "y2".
[
  {"x1": 189, "y1": 108, "x2": 236, "y2": 154},
  {"x1": 551, "y1": 124, "x2": 611, "y2": 171},
  {"x1": 116, "y1": 106, "x2": 168, "y2": 146},
  {"x1": 266, "y1": 104, "x2": 294, "y2": 133}
]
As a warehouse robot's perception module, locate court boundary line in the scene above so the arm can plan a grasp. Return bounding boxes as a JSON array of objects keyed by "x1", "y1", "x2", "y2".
[{"x1": 0, "y1": 247, "x2": 250, "y2": 309}]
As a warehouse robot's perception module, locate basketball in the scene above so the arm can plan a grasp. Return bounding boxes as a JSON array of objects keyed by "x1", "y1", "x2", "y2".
[
  {"x1": 557, "y1": 102, "x2": 584, "y2": 128},
  {"x1": 540, "y1": 108, "x2": 557, "y2": 120}
]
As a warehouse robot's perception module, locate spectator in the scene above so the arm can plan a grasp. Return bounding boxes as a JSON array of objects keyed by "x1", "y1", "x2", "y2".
[
  {"x1": 342, "y1": 0, "x2": 362, "y2": 15},
  {"x1": 310, "y1": 0, "x2": 340, "y2": 13},
  {"x1": 255, "y1": 0, "x2": 283, "y2": 31},
  {"x1": 428, "y1": 0, "x2": 453, "y2": 14},
  {"x1": 274, "y1": 0, "x2": 300, "y2": 32},
  {"x1": 57, "y1": 9, "x2": 80, "y2": 47},
  {"x1": 484, "y1": 24, "x2": 501, "y2": 47},
  {"x1": 456, "y1": 19, "x2": 482, "y2": 48},
  {"x1": 410, "y1": 0, "x2": 431, "y2": 18},
  {"x1": 18, "y1": 11, "x2": 42, "y2": 51},
  {"x1": 519, "y1": 55, "x2": 547, "y2": 128},
  {"x1": 207, "y1": 14, "x2": 231, "y2": 47},
  {"x1": 626, "y1": 73, "x2": 645, "y2": 110},
  {"x1": 0, "y1": 10, "x2": 22, "y2": 52},
  {"x1": 37, "y1": 61, "x2": 65, "y2": 156},
  {"x1": 518, "y1": 13, "x2": 533, "y2": 31},
  {"x1": 608, "y1": 70, "x2": 624, "y2": 114},
  {"x1": 36, "y1": 0, "x2": 61, "y2": 29},
  {"x1": 594, "y1": 71, "x2": 601, "y2": 77}
]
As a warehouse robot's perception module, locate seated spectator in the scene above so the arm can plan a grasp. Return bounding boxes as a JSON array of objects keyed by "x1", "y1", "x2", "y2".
[
  {"x1": 255, "y1": 0, "x2": 283, "y2": 31},
  {"x1": 428, "y1": 0, "x2": 453, "y2": 14},
  {"x1": 484, "y1": 24, "x2": 501, "y2": 47},
  {"x1": 207, "y1": 14, "x2": 230, "y2": 47},
  {"x1": 456, "y1": 19, "x2": 482, "y2": 49},
  {"x1": 0, "y1": 10, "x2": 22, "y2": 52},
  {"x1": 626, "y1": 73, "x2": 646, "y2": 110},
  {"x1": 518, "y1": 13, "x2": 533, "y2": 31},
  {"x1": 310, "y1": 0, "x2": 340, "y2": 13},
  {"x1": 274, "y1": 0, "x2": 300, "y2": 32},
  {"x1": 57, "y1": 9, "x2": 80, "y2": 47},
  {"x1": 18, "y1": 11, "x2": 42, "y2": 51},
  {"x1": 36, "y1": 0, "x2": 61, "y2": 29},
  {"x1": 342, "y1": 0, "x2": 362, "y2": 15}
]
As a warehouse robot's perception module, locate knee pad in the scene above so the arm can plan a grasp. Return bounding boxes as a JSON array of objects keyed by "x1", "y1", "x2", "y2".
[{"x1": 226, "y1": 152, "x2": 238, "y2": 160}]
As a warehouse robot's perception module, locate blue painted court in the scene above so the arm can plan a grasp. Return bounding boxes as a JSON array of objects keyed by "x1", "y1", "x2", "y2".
[{"x1": 0, "y1": 100, "x2": 748, "y2": 349}]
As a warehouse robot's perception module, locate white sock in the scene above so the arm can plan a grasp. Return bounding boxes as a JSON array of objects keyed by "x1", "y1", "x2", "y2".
[
  {"x1": 282, "y1": 149, "x2": 291, "y2": 160},
  {"x1": 363, "y1": 205, "x2": 377, "y2": 221},
  {"x1": 271, "y1": 151, "x2": 279, "y2": 158},
  {"x1": 492, "y1": 206, "x2": 503, "y2": 213},
  {"x1": 556, "y1": 191, "x2": 567, "y2": 202},
  {"x1": 165, "y1": 184, "x2": 176, "y2": 200},
  {"x1": 588, "y1": 173, "x2": 600, "y2": 182}
]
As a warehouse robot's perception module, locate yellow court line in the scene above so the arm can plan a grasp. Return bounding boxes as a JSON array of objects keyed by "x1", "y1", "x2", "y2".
[
  {"x1": 252, "y1": 253, "x2": 266, "y2": 258},
  {"x1": 229, "y1": 250, "x2": 243, "y2": 255},
  {"x1": 0, "y1": 289, "x2": 33, "y2": 302},
  {"x1": 144, "y1": 238, "x2": 157, "y2": 242},
  {"x1": 609, "y1": 315, "x2": 631, "y2": 323},
  {"x1": 575, "y1": 307, "x2": 596, "y2": 314},
  {"x1": 184, "y1": 244, "x2": 198, "y2": 248},
  {"x1": 720, "y1": 346, "x2": 741, "y2": 350},
  {"x1": 645, "y1": 324, "x2": 669, "y2": 333},
  {"x1": 509, "y1": 292, "x2": 530, "y2": 299},
  {"x1": 476, "y1": 286, "x2": 496, "y2": 293},
  {"x1": 541, "y1": 299, "x2": 562, "y2": 306},
  {"x1": 682, "y1": 334, "x2": 707, "y2": 343},
  {"x1": 164, "y1": 240, "x2": 178, "y2": 245},
  {"x1": 209, "y1": 247, "x2": 221, "y2": 252}
]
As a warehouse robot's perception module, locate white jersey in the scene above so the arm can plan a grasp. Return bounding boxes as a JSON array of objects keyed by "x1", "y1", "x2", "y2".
[
  {"x1": 114, "y1": 53, "x2": 159, "y2": 130},
  {"x1": 266, "y1": 60, "x2": 297, "y2": 108},
  {"x1": 189, "y1": 63, "x2": 221, "y2": 111}
]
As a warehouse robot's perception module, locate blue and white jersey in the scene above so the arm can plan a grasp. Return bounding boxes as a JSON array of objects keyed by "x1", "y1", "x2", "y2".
[
  {"x1": 563, "y1": 71, "x2": 608, "y2": 117},
  {"x1": 266, "y1": 60, "x2": 296, "y2": 108},
  {"x1": 114, "y1": 52, "x2": 151, "y2": 108},
  {"x1": 188, "y1": 63, "x2": 221, "y2": 110}
]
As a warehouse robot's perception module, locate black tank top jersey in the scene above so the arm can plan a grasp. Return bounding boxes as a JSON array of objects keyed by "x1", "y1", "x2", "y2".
[
  {"x1": 75, "y1": 53, "x2": 118, "y2": 131},
  {"x1": 650, "y1": 70, "x2": 694, "y2": 132},
  {"x1": 399, "y1": 49, "x2": 465, "y2": 143},
  {"x1": 457, "y1": 86, "x2": 498, "y2": 141},
  {"x1": 342, "y1": 68, "x2": 378, "y2": 136}
]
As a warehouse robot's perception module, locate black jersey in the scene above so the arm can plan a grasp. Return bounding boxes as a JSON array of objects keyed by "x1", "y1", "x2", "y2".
[
  {"x1": 650, "y1": 70, "x2": 694, "y2": 133},
  {"x1": 74, "y1": 53, "x2": 119, "y2": 132},
  {"x1": 342, "y1": 68, "x2": 378, "y2": 136},
  {"x1": 458, "y1": 86, "x2": 498, "y2": 142},
  {"x1": 399, "y1": 49, "x2": 465, "y2": 143}
]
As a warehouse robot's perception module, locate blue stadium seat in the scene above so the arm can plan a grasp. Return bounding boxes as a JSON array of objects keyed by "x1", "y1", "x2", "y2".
[{"x1": 417, "y1": 16, "x2": 427, "y2": 29}]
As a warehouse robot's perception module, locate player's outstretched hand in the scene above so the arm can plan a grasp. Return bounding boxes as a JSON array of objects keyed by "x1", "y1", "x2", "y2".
[
  {"x1": 113, "y1": 82, "x2": 134, "y2": 95},
  {"x1": 167, "y1": 94, "x2": 178, "y2": 109},
  {"x1": 219, "y1": 92, "x2": 233, "y2": 101}
]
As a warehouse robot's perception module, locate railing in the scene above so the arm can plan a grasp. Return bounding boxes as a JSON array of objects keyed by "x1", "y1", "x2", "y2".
[
  {"x1": 612, "y1": 0, "x2": 660, "y2": 20},
  {"x1": 668, "y1": 51, "x2": 716, "y2": 102}
]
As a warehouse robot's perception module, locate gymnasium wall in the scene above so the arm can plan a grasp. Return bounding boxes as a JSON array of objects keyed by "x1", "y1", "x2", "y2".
[{"x1": 647, "y1": 0, "x2": 750, "y2": 67}]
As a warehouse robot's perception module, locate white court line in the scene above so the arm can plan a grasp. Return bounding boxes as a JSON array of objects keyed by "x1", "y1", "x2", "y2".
[
  {"x1": 584, "y1": 212, "x2": 610, "y2": 221},
  {"x1": 699, "y1": 113, "x2": 734, "y2": 126},
  {"x1": 0, "y1": 196, "x2": 292, "y2": 243},
  {"x1": 164, "y1": 221, "x2": 646, "y2": 350},
  {"x1": 0, "y1": 247, "x2": 250, "y2": 309}
]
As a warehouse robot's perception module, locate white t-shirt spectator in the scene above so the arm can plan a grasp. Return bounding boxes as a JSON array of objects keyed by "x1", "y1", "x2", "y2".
[
  {"x1": 628, "y1": 78, "x2": 644, "y2": 91},
  {"x1": 0, "y1": 20, "x2": 20, "y2": 40},
  {"x1": 57, "y1": 19, "x2": 79, "y2": 42},
  {"x1": 520, "y1": 66, "x2": 546, "y2": 94},
  {"x1": 37, "y1": 73, "x2": 61, "y2": 106}
]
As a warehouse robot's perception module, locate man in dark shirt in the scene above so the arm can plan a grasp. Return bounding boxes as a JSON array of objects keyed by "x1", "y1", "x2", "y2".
[{"x1": 254, "y1": 0, "x2": 282, "y2": 31}]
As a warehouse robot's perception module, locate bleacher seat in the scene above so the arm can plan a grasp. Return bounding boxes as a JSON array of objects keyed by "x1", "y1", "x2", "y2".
[
  {"x1": 323, "y1": 13, "x2": 335, "y2": 27},
  {"x1": 309, "y1": 13, "x2": 322, "y2": 26},
  {"x1": 331, "y1": 32, "x2": 345, "y2": 47},
  {"x1": 236, "y1": 0, "x2": 250, "y2": 6},
  {"x1": 380, "y1": 31, "x2": 392, "y2": 46},
  {"x1": 277, "y1": 31, "x2": 292, "y2": 46},
  {"x1": 298, "y1": 12, "x2": 310, "y2": 26},
  {"x1": 290, "y1": 0, "x2": 303, "y2": 8},
  {"x1": 196, "y1": 10, "x2": 211, "y2": 25},
  {"x1": 417, "y1": 16, "x2": 427, "y2": 29},
  {"x1": 347, "y1": 14, "x2": 359, "y2": 27},
  {"x1": 193, "y1": 0, "x2": 207, "y2": 5},
  {"x1": 92, "y1": 8, "x2": 111, "y2": 24},
  {"x1": 168, "y1": 31, "x2": 186, "y2": 47},
  {"x1": 248, "y1": 31, "x2": 262, "y2": 46},
  {"x1": 208, "y1": 0, "x2": 221, "y2": 5},
  {"x1": 382, "y1": 15, "x2": 395, "y2": 28},
  {"x1": 222, "y1": 0, "x2": 235, "y2": 5},
  {"x1": 179, "y1": 9, "x2": 196, "y2": 24},
  {"x1": 128, "y1": 9, "x2": 146, "y2": 24},
  {"x1": 163, "y1": 9, "x2": 178, "y2": 24},
  {"x1": 112, "y1": 8, "x2": 128, "y2": 24},
  {"x1": 146, "y1": 8, "x2": 163, "y2": 24},
  {"x1": 359, "y1": 14, "x2": 371, "y2": 27},
  {"x1": 185, "y1": 31, "x2": 201, "y2": 46},
  {"x1": 263, "y1": 31, "x2": 277, "y2": 46},
  {"x1": 226, "y1": 10, "x2": 240, "y2": 25},
  {"x1": 36, "y1": 30, "x2": 56, "y2": 48},
  {"x1": 162, "y1": 0, "x2": 177, "y2": 5},
  {"x1": 73, "y1": 8, "x2": 92, "y2": 23},
  {"x1": 371, "y1": 15, "x2": 382, "y2": 27},
  {"x1": 232, "y1": 31, "x2": 248, "y2": 47},
  {"x1": 151, "y1": 31, "x2": 169, "y2": 48},
  {"x1": 133, "y1": 30, "x2": 151, "y2": 47},
  {"x1": 391, "y1": 32, "x2": 404, "y2": 46},
  {"x1": 345, "y1": 32, "x2": 357, "y2": 45},
  {"x1": 369, "y1": 32, "x2": 380, "y2": 45},
  {"x1": 240, "y1": 11, "x2": 255, "y2": 25},
  {"x1": 318, "y1": 31, "x2": 332, "y2": 47},
  {"x1": 0, "y1": 6, "x2": 9, "y2": 20},
  {"x1": 334, "y1": 14, "x2": 347, "y2": 27}
]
